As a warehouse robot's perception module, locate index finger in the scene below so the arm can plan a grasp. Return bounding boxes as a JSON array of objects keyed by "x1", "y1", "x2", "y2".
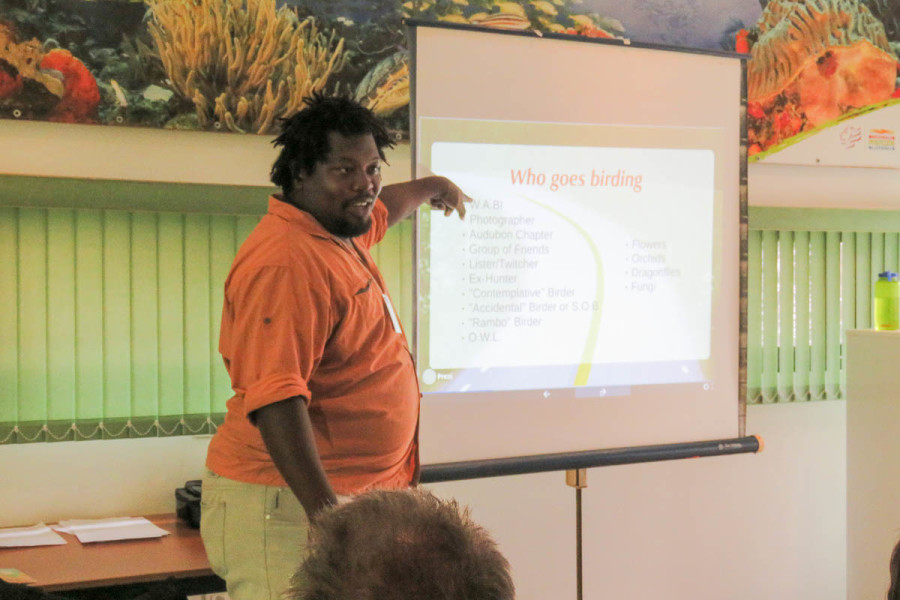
[{"x1": 457, "y1": 192, "x2": 472, "y2": 219}]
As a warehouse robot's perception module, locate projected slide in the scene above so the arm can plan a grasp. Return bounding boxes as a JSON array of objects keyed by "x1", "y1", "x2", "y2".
[
  {"x1": 411, "y1": 24, "x2": 742, "y2": 463},
  {"x1": 417, "y1": 121, "x2": 718, "y2": 394}
]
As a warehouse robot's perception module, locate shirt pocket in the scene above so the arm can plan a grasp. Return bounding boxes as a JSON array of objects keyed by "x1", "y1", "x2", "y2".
[
  {"x1": 348, "y1": 276, "x2": 383, "y2": 321},
  {"x1": 333, "y1": 275, "x2": 389, "y2": 349}
]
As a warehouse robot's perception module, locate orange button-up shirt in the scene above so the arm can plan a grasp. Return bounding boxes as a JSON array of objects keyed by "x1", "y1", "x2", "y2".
[{"x1": 206, "y1": 196, "x2": 419, "y2": 495}]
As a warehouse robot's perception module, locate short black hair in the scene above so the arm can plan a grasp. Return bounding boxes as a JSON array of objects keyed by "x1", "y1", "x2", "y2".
[
  {"x1": 286, "y1": 489, "x2": 515, "y2": 600},
  {"x1": 270, "y1": 92, "x2": 395, "y2": 196}
]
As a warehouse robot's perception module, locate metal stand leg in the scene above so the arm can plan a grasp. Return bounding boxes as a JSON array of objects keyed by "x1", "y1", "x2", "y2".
[{"x1": 566, "y1": 469, "x2": 587, "y2": 600}]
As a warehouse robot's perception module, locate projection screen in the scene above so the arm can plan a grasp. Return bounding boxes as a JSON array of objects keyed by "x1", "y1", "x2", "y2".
[{"x1": 410, "y1": 22, "x2": 745, "y2": 466}]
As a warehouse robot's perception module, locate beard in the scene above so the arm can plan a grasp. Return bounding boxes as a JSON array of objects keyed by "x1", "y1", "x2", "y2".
[
  {"x1": 285, "y1": 187, "x2": 377, "y2": 238},
  {"x1": 321, "y1": 213, "x2": 373, "y2": 238},
  {"x1": 318, "y1": 196, "x2": 375, "y2": 238}
]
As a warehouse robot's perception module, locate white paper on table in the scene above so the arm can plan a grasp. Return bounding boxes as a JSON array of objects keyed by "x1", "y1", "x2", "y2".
[
  {"x1": 0, "y1": 523, "x2": 67, "y2": 547},
  {"x1": 53, "y1": 517, "x2": 170, "y2": 543}
]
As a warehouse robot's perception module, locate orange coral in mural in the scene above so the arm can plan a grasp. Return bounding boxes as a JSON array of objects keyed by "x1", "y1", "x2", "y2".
[
  {"x1": 0, "y1": 68, "x2": 22, "y2": 99},
  {"x1": 563, "y1": 25, "x2": 614, "y2": 39},
  {"x1": 735, "y1": 28, "x2": 749, "y2": 54},
  {"x1": 39, "y1": 49, "x2": 100, "y2": 123}
]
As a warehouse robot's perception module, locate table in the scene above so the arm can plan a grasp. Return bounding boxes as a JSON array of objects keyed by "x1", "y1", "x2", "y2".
[{"x1": 0, "y1": 514, "x2": 223, "y2": 595}]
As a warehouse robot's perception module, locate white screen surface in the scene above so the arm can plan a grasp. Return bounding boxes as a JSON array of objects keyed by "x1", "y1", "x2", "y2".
[{"x1": 411, "y1": 24, "x2": 743, "y2": 465}]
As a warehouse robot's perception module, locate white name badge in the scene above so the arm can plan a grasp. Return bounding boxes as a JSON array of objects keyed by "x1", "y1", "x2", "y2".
[{"x1": 383, "y1": 293, "x2": 402, "y2": 334}]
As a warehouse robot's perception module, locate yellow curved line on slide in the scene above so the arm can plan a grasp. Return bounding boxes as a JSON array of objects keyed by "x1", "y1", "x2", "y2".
[{"x1": 521, "y1": 195, "x2": 603, "y2": 386}]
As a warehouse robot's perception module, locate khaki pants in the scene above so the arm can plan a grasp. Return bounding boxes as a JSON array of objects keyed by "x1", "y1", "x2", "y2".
[{"x1": 200, "y1": 469, "x2": 309, "y2": 600}]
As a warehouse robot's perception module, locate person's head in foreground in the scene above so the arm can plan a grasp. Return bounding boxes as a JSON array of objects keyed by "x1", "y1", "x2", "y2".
[
  {"x1": 285, "y1": 488, "x2": 515, "y2": 600},
  {"x1": 889, "y1": 536, "x2": 900, "y2": 600}
]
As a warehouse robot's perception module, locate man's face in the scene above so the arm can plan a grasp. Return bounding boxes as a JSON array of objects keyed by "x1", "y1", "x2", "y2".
[{"x1": 291, "y1": 131, "x2": 383, "y2": 238}]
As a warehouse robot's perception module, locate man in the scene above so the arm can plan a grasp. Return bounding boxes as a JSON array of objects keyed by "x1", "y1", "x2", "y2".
[
  {"x1": 201, "y1": 93, "x2": 470, "y2": 600},
  {"x1": 285, "y1": 489, "x2": 515, "y2": 600}
]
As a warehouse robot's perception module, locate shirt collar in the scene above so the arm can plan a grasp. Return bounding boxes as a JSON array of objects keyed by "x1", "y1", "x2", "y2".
[{"x1": 267, "y1": 194, "x2": 332, "y2": 240}]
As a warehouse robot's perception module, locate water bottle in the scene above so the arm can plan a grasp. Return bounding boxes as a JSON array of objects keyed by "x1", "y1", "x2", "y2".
[{"x1": 874, "y1": 271, "x2": 900, "y2": 331}]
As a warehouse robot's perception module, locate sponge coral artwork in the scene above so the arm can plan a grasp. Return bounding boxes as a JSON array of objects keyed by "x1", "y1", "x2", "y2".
[{"x1": 745, "y1": 0, "x2": 900, "y2": 160}]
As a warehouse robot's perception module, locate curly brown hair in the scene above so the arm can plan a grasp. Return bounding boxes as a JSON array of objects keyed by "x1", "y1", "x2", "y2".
[{"x1": 286, "y1": 489, "x2": 515, "y2": 600}]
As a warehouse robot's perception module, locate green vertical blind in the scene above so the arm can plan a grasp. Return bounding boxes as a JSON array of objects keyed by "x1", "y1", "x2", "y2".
[
  {"x1": 0, "y1": 203, "x2": 413, "y2": 444},
  {"x1": 1, "y1": 207, "x2": 250, "y2": 442},
  {"x1": 747, "y1": 209, "x2": 900, "y2": 403},
  {"x1": 2, "y1": 198, "x2": 894, "y2": 443}
]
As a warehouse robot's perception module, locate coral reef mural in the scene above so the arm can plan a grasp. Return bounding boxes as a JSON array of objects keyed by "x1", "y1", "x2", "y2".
[
  {"x1": 3, "y1": 0, "x2": 900, "y2": 155},
  {"x1": 586, "y1": 0, "x2": 900, "y2": 166},
  {"x1": 0, "y1": 0, "x2": 629, "y2": 136},
  {"x1": 584, "y1": 1, "x2": 761, "y2": 50},
  {"x1": 146, "y1": 0, "x2": 346, "y2": 133}
]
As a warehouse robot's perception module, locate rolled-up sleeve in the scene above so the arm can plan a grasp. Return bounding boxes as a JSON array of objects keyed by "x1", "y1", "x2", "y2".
[{"x1": 225, "y1": 264, "x2": 330, "y2": 415}]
